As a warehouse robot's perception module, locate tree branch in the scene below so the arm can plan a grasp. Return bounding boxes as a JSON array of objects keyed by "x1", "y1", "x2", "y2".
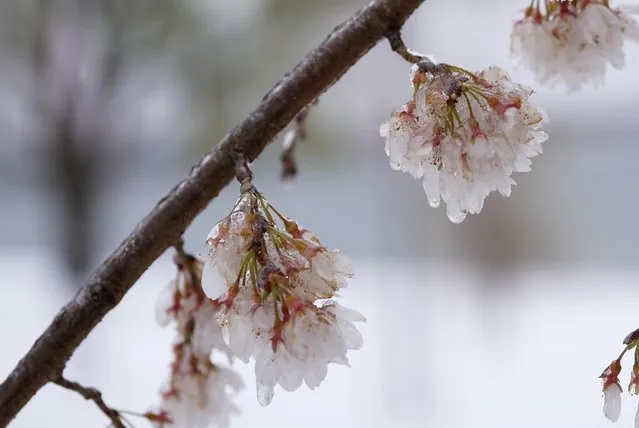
[
  {"x1": 0, "y1": 0, "x2": 426, "y2": 424},
  {"x1": 386, "y1": 30, "x2": 422, "y2": 63},
  {"x1": 53, "y1": 376, "x2": 126, "y2": 428}
]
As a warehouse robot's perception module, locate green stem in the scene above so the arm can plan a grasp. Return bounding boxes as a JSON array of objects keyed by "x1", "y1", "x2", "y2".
[
  {"x1": 236, "y1": 251, "x2": 255, "y2": 287},
  {"x1": 451, "y1": 104, "x2": 462, "y2": 127},
  {"x1": 258, "y1": 196, "x2": 276, "y2": 225},
  {"x1": 445, "y1": 64, "x2": 478, "y2": 80},
  {"x1": 465, "y1": 88, "x2": 486, "y2": 107},
  {"x1": 252, "y1": 267, "x2": 260, "y2": 295},
  {"x1": 266, "y1": 228, "x2": 288, "y2": 262},
  {"x1": 266, "y1": 202, "x2": 290, "y2": 225},
  {"x1": 462, "y1": 91, "x2": 476, "y2": 119}
]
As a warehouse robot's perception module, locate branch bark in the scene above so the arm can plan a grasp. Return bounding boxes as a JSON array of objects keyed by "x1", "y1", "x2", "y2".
[
  {"x1": 0, "y1": 0, "x2": 426, "y2": 424},
  {"x1": 53, "y1": 377, "x2": 126, "y2": 428}
]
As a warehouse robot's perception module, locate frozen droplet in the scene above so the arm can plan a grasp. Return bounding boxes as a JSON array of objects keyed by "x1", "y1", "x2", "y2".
[
  {"x1": 257, "y1": 384, "x2": 274, "y2": 406},
  {"x1": 447, "y1": 210, "x2": 467, "y2": 224},
  {"x1": 422, "y1": 168, "x2": 440, "y2": 207}
]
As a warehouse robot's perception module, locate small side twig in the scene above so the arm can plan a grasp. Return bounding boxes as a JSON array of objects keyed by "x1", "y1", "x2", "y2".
[
  {"x1": 386, "y1": 30, "x2": 421, "y2": 63},
  {"x1": 172, "y1": 244, "x2": 199, "y2": 290},
  {"x1": 280, "y1": 99, "x2": 318, "y2": 180},
  {"x1": 53, "y1": 376, "x2": 127, "y2": 428},
  {"x1": 386, "y1": 30, "x2": 439, "y2": 75},
  {"x1": 173, "y1": 237, "x2": 185, "y2": 256}
]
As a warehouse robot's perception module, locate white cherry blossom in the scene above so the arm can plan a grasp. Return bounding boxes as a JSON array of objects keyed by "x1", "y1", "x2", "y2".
[
  {"x1": 201, "y1": 190, "x2": 365, "y2": 405},
  {"x1": 380, "y1": 61, "x2": 547, "y2": 223},
  {"x1": 155, "y1": 349, "x2": 243, "y2": 428},
  {"x1": 511, "y1": 0, "x2": 639, "y2": 90},
  {"x1": 202, "y1": 194, "x2": 253, "y2": 300},
  {"x1": 600, "y1": 359, "x2": 624, "y2": 423},
  {"x1": 253, "y1": 300, "x2": 365, "y2": 405},
  {"x1": 152, "y1": 253, "x2": 243, "y2": 427},
  {"x1": 603, "y1": 383, "x2": 622, "y2": 422}
]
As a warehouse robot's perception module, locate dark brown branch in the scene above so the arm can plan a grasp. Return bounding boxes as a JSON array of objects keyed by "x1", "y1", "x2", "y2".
[
  {"x1": 53, "y1": 376, "x2": 126, "y2": 428},
  {"x1": 0, "y1": 0, "x2": 426, "y2": 424}
]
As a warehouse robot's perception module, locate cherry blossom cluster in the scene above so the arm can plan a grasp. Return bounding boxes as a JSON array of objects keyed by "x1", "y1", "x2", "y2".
[
  {"x1": 380, "y1": 59, "x2": 547, "y2": 223},
  {"x1": 149, "y1": 252, "x2": 243, "y2": 428},
  {"x1": 511, "y1": 0, "x2": 639, "y2": 91},
  {"x1": 201, "y1": 187, "x2": 365, "y2": 406},
  {"x1": 600, "y1": 328, "x2": 639, "y2": 426}
]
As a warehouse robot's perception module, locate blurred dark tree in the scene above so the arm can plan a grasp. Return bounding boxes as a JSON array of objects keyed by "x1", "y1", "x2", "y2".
[
  {"x1": 0, "y1": 0, "x2": 359, "y2": 283},
  {"x1": 0, "y1": 0, "x2": 211, "y2": 280}
]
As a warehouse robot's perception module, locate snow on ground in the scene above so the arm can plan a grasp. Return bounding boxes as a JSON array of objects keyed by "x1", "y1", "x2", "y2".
[{"x1": 1, "y1": 250, "x2": 637, "y2": 428}]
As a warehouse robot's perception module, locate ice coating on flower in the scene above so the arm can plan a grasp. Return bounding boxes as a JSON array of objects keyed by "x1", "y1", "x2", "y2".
[
  {"x1": 604, "y1": 383, "x2": 622, "y2": 422},
  {"x1": 156, "y1": 278, "x2": 179, "y2": 328},
  {"x1": 155, "y1": 349, "x2": 243, "y2": 428},
  {"x1": 155, "y1": 257, "x2": 232, "y2": 360},
  {"x1": 203, "y1": 190, "x2": 365, "y2": 405},
  {"x1": 511, "y1": 0, "x2": 639, "y2": 91},
  {"x1": 600, "y1": 359, "x2": 624, "y2": 423},
  {"x1": 629, "y1": 362, "x2": 639, "y2": 396},
  {"x1": 151, "y1": 253, "x2": 243, "y2": 427},
  {"x1": 380, "y1": 61, "x2": 547, "y2": 223},
  {"x1": 203, "y1": 193, "x2": 355, "y2": 303},
  {"x1": 251, "y1": 300, "x2": 364, "y2": 405},
  {"x1": 214, "y1": 287, "x2": 270, "y2": 364},
  {"x1": 192, "y1": 303, "x2": 235, "y2": 362},
  {"x1": 201, "y1": 261, "x2": 229, "y2": 306},
  {"x1": 202, "y1": 194, "x2": 253, "y2": 300}
]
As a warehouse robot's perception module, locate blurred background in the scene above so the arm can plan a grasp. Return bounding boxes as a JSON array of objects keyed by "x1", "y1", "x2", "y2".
[{"x1": 1, "y1": 0, "x2": 639, "y2": 427}]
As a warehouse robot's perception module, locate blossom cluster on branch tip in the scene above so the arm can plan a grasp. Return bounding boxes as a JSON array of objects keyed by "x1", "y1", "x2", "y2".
[
  {"x1": 380, "y1": 58, "x2": 547, "y2": 223},
  {"x1": 600, "y1": 328, "x2": 639, "y2": 427},
  {"x1": 150, "y1": 254, "x2": 243, "y2": 428},
  {"x1": 201, "y1": 188, "x2": 365, "y2": 406},
  {"x1": 511, "y1": 0, "x2": 639, "y2": 91}
]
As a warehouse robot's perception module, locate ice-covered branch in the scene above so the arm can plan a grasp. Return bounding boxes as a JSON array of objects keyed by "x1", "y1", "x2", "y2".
[
  {"x1": 0, "y1": 0, "x2": 426, "y2": 424},
  {"x1": 386, "y1": 30, "x2": 422, "y2": 64},
  {"x1": 53, "y1": 376, "x2": 126, "y2": 428}
]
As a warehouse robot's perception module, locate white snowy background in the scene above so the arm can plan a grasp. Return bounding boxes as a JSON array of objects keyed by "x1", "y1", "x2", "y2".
[
  {"x1": 1, "y1": 253, "x2": 637, "y2": 428},
  {"x1": 2, "y1": 0, "x2": 639, "y2": 427}
]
